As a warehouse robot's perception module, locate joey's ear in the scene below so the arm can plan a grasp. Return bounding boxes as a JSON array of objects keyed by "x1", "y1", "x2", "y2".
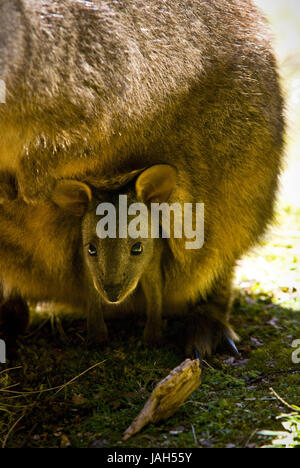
[
  {"x1": 135, "y1": 164, "x2": 177, "y2": 204},
  {"x1": 52, "y1": 180, "x2": 92, "y2": 216}
]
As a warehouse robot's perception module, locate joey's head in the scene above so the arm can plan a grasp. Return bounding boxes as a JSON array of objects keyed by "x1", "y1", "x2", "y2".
[{"x1": 52, "y1": 165, "x2": 177, "y2": 304}]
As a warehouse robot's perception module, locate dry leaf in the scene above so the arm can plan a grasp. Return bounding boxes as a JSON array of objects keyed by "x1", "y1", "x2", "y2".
[
  {"x1": 60, "y1": 434, "x2": 71, "y2": 448},
  {"x1": 72, "y1": 394, "x2": 89, "y2": 406}
]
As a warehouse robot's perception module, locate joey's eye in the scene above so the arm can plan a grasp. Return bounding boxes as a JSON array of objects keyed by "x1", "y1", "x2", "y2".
[
  {"x1": 88, "y1": 244, "x2": 98, "y2": 257},
  {"x1": 131, "y1": 242, "x2": 143, "y2": 256}
]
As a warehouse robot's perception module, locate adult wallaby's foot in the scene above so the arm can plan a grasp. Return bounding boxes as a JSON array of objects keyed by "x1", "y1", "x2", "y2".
[
  {"x1": 0, "y1": 297, "x2": 30, "y2": 337},
  {"x1": 0, "y1": 297, "x2": 30, "y2": 360},
  {"x1": 185, "y1": 310, "x2": 238, "y2": 358},
  {"x1": 185, "y1": 273, "x2": 239, "y2": 358}
]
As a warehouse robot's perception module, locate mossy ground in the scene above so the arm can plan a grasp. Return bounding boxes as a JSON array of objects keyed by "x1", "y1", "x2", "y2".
[{"x1": 0, "y1": 202, "x2": 299, "y2": 448}]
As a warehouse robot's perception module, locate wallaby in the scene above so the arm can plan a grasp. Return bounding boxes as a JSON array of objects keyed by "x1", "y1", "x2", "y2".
[
  {"x1": 0, "y1": 0, "x2": 284, "y2": 204},
  {"x1": 0, "y1": 1, "x2": 285, "y2": 355}
]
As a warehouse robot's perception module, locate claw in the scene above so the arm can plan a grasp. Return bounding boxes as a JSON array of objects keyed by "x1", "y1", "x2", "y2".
[
  {"x1": 193, "y1": 348, "x2": 204, "y2": 371},
  {"x1": 225, "y1": 336, "x2": 240, "y2": 359}
]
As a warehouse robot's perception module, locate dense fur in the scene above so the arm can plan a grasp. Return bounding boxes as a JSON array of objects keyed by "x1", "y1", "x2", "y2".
[
  {"x1": 0, "y1": 0, "x2": 285, "y2": 354},
  {"x1": 0, "y1": 0, "x2": 284, "y2": 197}
]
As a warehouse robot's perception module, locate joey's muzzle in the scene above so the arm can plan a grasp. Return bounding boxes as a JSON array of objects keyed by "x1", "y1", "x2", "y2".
[{"x1": 102, "y1": 284, "x2": 123, "y2": 303}]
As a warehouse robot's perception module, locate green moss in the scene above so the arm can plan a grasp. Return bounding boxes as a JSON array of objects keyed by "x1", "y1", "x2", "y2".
[{"x1": 0, "y1": 278, "x2": 299, "y2": 448}]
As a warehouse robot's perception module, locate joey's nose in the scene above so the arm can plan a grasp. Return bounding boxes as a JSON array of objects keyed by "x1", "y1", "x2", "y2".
[{"x1": 103, "y1": 285, "x2": 122, "y2": 303}]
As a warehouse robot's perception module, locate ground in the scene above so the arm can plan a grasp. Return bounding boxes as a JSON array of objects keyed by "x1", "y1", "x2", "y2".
[{"x1": 0, "y1": 0, "x2": 299, "y2": 450}]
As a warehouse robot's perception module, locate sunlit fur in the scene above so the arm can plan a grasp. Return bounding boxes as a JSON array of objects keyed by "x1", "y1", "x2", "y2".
[{"x1": 0, "y1": 0, "x2": 284, "y2": 198}]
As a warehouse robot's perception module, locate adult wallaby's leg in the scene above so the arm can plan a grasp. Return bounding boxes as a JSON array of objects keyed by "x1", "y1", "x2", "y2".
[
  {"x1": 0, "y1": 287, "x2": 30, "y2": 359},
  {"x1": 185, "y1": 271, "x2": 238, "y2": 358},
  {"x1": 0, "y1": 295, "x2": 30, "y2": 339}
]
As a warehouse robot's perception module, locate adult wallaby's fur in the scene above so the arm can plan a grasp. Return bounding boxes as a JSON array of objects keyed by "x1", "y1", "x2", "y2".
[
  {"x1": 0, "y1": 0, "x2": 284, "y2": 199},
  {"x1": 0, "y1": 1, "x2": 285, "y2": 354},
  {"x1": 0, "y1": 183, "x2": 106, "y2": 346}
]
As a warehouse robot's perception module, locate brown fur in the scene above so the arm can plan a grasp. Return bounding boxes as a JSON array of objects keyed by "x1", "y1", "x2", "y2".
[
  {"x1": 1, "y1": 1, "x2": 284, "y2": 198},
  {"x1": 0, "y1": 1, "x2": 285, "y2": 354},
  {"x1": 0, "y1": 191, "x2": 108, "y2": 344}
]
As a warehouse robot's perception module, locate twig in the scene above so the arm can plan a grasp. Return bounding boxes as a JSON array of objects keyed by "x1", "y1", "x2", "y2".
[
  {"x1": 244, "y1": 429, "x2": 258, "y2": 448},
  {"x1": 202, "y1": 359, "x2": 215, "y2": 370},
  {"x1": 270, "y1": 387, "x2": 299, "y2": 412},
  {"x1": 19, "y1": 423, "x2": 38, "y2": 448},
  {"x1": 0, "y1": 407, "x2": 12, "y2": 413},
  {"x1": 53, "y1": 360, "x2": 106, "y2": 396},
  {"x1": 1, "y1": 383, "x2": 20, "y2": 391},
  {"x1": 191, "y1": 424, "x2": 198, "y2": 446},
  {"x1": 248, "y1": 369, "x2": 300, "y2": 385},
  {"x1": 2, "y1": 413, "x2": 26, "y2": 448},
  {"x1": 0, "y1": 360, "x2": 106, "y2": 397},
  {"x1": 25, "y1": 318, "x2": 50, "y2": 338},
  {"x1": 0, "y1": 366, "x2": 22, "y2": 377}
]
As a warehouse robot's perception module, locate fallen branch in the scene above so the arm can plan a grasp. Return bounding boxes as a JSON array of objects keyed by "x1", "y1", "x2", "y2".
[{"x1": 123, "y1": 358, "x2": 202, "y2": 441}]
